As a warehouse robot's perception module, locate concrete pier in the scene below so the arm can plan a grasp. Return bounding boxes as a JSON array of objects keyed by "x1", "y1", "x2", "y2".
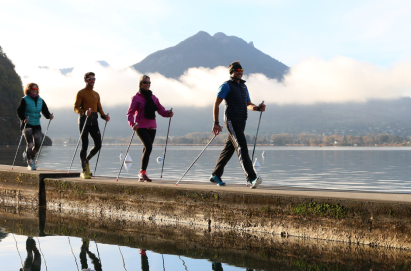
[{"x1": 2, "y1": 164, "x2": 411, "y2": 249}]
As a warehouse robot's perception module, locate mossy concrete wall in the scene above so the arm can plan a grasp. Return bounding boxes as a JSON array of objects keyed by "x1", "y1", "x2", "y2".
[{"x1": 2, "y1": 166, "x2": 411, "y2": 250}]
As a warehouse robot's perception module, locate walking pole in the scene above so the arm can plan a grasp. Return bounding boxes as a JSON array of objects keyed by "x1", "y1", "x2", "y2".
[
  {"x1": 12, "y1": 116, "x2": 28, "y2": 170},
  {"x1": 115, "y1": 129, "x2": 135, "y2": 182},
  {"x1": 161, "y1": 108, "x2": 172, "y2": 178},
  {"x1": 175, "y1": 134, "x2": 217, "y2": 186},
  {"x1": 94, "y1": 113, "x2": 109, "y2": 176},
  {"x1": 35, "y1": 113, "x2": 53, "y2": 164},
  {"x1": 68, "y1": 109, "x2": 91, "y2": 174},
  {"x1": 251, "y1": 101, "x2": 264, "y2": 161}
]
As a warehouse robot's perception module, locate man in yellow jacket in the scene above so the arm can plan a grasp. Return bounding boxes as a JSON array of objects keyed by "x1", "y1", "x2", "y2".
[{"x1": 74, "y1": 72, "x2": 110, "y2": 179}]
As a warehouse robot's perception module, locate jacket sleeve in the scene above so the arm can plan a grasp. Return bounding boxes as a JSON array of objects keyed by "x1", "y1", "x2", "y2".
[
  {"x1": 41, "y1": 100, "x2": 52, "y2": 119},
  {"x1": 74, "y1": 90, "x2": 84, "y2": 115},
  {"x1": 16, "y1": 98, "x2": 26, "y2": 122},
  {"x1": 97, "y1": 94, "x2": 106, "y2": 120},
  {"x1": 154, "y1": 96, "x2": 170, "y2": 118},
  {"x1": 127, "y1": 96, "x2": 138, "y2": 128}
]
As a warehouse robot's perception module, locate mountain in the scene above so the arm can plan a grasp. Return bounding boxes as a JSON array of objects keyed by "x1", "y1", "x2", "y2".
[
  {"x1": 0, "y1": 46, "x2": 24, "y2": 145},
  {"x1": 130, "y1": 31, "x2": 289, "y2": 80}
]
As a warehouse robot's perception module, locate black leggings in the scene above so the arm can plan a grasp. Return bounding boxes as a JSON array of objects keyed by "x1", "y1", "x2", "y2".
[
  {"x1": 23, "y1": 127, "x2": 42, "y2": 162},
  {"x1": 79, "y1": 123, "x2": 102, "y2": 163},
  {"x1": 136, "y1": 128, "x2": 156, "y2": 171}
]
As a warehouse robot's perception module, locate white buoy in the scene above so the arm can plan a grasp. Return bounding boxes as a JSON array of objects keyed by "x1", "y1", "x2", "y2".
[
  {"x1": 262, "y1": 151, "x2": 266, "y2": 157},
  {"x1": 253, "y1": 158, "x2": 261, "y2": 168},
  {"x1": 157, "y1": 157, "x2": 163, "y2": 162},
  {"x1": 119, "y1": 152, "x2": 124, "y2": 161},
  {"x1": 125, "y1": 153, "x2": 132, "y2": 163},
  {"x1": 123, "y1": 162, "x2": 133, "y2": 172}
]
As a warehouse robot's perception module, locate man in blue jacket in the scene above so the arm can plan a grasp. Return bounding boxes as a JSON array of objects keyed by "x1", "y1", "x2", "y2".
[{"x1": 211, "y1": 61, "x2": 266, "y2": 188}]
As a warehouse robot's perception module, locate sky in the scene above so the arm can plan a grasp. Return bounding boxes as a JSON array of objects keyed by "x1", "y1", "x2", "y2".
[{"x1": 1, "y1": 0, "x2": 411, "y2": 108}]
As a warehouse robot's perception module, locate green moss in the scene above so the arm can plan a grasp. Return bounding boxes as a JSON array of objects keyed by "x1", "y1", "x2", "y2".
[
  {"x1": 388, "y1": 210, "x2": 396, "y2": 217},
  {"x1": 293, "y1": 202, "x2": 346, "y2": 218},
  {"x1": 260, "y1": 206, "x2": 271, "y2": 213}
]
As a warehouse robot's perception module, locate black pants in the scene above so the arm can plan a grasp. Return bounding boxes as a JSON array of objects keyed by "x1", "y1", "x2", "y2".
[
  {"x1": 136, "y1": 128, "x2": 156, "y2": 171},
  {"x1": 79, "y1": 122, "x2": 101, "y2": 164},
  {"x1": 212, "y1": 120, "x2": 256, "y2": 182},
  {"x1": 23, "y1": 127, "x2": 42, "y2": 163}
]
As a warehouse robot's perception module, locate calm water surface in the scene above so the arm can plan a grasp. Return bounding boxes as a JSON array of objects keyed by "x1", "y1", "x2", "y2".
[{"x1": 2, "y1": 145, "x2": 411, "y2": 193}]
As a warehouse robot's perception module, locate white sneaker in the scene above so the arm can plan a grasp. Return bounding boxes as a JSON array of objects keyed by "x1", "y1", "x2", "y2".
[{"x1": 250, "y1": 176, "x2": 262, "y2": 189}]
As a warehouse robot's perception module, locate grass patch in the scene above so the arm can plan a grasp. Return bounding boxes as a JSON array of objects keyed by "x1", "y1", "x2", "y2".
[{"x1": 293, "y1": 202, "x2": 346, "y2": 218}]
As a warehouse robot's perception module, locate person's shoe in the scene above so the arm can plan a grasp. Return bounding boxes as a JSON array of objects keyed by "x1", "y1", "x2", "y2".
[
  {"x1": 209, "y1": 175, "x2": 226, "y2": 186},
  {"x1": 80, "y1": 171, "x2": 91, "y2": 179},
  {"x1": 27, "y1": 160, "x2": 36, "y2": 170},
  {"x1": 138, "y1": 170, "x2": 152, "y2": 182},
  {"x1": 249, "y1": 176, "x2": 262, "y2": 189},
  {"x1": 85, "y1": 161, "x2": 91, "y2": 176}
]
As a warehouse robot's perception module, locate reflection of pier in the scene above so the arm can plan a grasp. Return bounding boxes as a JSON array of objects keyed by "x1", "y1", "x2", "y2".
[{"x1": 2, "y1": 164, "x2": 411, "y2": 251}]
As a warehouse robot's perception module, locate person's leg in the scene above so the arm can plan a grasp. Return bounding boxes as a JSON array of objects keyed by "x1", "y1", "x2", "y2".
[
  {"x1": 86, "y1": 125, "x2": 102, "y2": 162},
  {"x1": 212, "y1": 127, "x2": 236, "y2": 178},
  {"x1": 226, "y1": 120, "x2": 257, "y2": 183},
  {"x1": 79, "y1": 121, "x2": 90, "y2": 174},
  {"x1": 136, "y1": 129, "x2": 156, "y2": 181},
  {"x1": 31, "y1": 127, "x2": 43, "y2": 158},
  {"x1": 23, "y1": 128, "x2": 34, "y2": 165},
  {"x1": 80, "y1": 239, "x2": 89, "y2": 270}
]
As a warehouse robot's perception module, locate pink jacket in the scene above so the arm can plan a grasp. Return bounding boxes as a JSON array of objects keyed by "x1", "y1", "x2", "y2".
[{"x1": 127, "y1": 91, "x2": 170, "y2": 129}]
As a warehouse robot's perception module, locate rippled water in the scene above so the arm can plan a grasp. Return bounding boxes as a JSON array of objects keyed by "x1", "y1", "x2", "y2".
[{"x1": 2, "y1": 145, "x2": 411, "y2": 193}]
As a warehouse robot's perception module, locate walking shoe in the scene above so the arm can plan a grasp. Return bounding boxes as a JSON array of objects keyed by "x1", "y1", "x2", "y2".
[
  {"x1": 138, "y1": 170, "x2": 152, "y2": 182},
  {"x1": 27, "y1": 160, "x2": 36, "y2": 170},
  {"x1": 85, "y1": 161, "x2": 91, "y2": 176},
  {"x1": 209, "y1": 175, "x2": 226, "y2": 186},
  {"x1": 80, "y1": 171, "x2": 91, "y2": 179},
  {"x1": 249, "y1": 176, "x2": 263, "y2": 189}
]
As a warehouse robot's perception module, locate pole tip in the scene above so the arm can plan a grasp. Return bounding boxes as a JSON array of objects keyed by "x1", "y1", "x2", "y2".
[
  {"x1": 174, "y1": 184, "x2": 178, "y2": 186},
  {"x1": 116, "y1": 179, "x2": 119, "y2": 182},
  {"x1": 35, "y1": 161, "x2": 37, "y2": 164},
  {"x1": 11, "y1": 167, "x2": 13, "y2": 170}
]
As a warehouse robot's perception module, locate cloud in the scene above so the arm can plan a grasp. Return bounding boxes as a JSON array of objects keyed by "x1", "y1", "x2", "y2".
[{"x1": 21, "y1": 56, "x2": 411, "y2": 109}]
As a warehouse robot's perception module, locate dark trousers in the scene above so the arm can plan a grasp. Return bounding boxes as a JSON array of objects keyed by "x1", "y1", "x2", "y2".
[
  {"x1": 79, "y1": 122, "x2": 101, "y2": 164},
  {"x1": 136, "y1": 128, "x2": 156, "y2": 171},
  {"x1": 212, "y1": 120, "x2": 256, "y2": 182},
  {"x1": 23, "y1": 127, "x2": 42, "y2": 162}
]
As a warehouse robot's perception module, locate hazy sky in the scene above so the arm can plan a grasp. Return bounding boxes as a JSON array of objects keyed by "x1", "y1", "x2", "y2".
[
  {"x1": 1, "y1": 0, "x2": 410, "y2": 71},
  {"x1": 1, "y1": 0, "x2": 411, "y2": 109}
]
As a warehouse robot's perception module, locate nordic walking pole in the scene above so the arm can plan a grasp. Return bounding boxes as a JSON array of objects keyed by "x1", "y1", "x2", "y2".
[
  {"x1": 161, "y1": 108, "x2": 173, "y2": 178},
  {"x1": 116, "y1": 129, "x2": 135, "y2": 182},
  {"x1": 94, "y1": 113, "x2": 109, "y2": 176},
  {"x1": 68, "y1": 109, "x2": 91, "y2": 174},
  {"x1": 175, "y1": 134, "x2": 218, "y2": 186},
  {"x1": 35, "y1": 113, "x2": 53, "y2": 164},
  {"x1": 12, "y1": 116, "x2": 28, "y2": 170},
  {"x1": 251, "y1": 101, "x2": 264, "y2": 161}
]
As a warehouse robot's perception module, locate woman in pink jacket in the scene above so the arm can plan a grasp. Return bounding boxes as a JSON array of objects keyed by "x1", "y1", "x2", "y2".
[{"x1": 127, "y1": 75, "x2": 174, "y2": 182}]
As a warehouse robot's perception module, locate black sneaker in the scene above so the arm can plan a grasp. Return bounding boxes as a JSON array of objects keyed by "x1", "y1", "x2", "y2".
[{"x1": 209, "y1": 175, "x2": 226, "y2": 186}]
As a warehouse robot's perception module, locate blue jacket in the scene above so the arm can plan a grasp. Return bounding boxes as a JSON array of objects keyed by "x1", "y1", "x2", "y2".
[{"x1": 24, "y1": 95, "x2": 43, "y2": 126}]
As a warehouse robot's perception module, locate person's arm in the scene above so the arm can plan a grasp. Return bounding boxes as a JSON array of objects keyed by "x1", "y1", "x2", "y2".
[
  {"x1": 154, "y1": 96, "x2": 172, "y2": 117},
  {"x1": 74, "y1": 91, "x2": 85, "y2": 115},
  {"x1": 212, "y1": 97, "x2": 224, "y2": 135},
  {"x1": 247, "y1": 101, "x2": 266, "y2": 111},
  {"x1": 16, "y1": 98, "x2": 27, "y2": 122},
  {"x1": 97, "y1": 94, "x2": 109, "y2": 121},
  {"x1": 127, "y1": 96, "x2": 138, "y2": 129},
  {"x1": 41, "y1": 100, "x2": 52, "y2": 119}
]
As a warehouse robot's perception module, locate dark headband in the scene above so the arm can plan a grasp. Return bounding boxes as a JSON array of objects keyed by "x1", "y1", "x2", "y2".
[{"x1": 229, "y1": 63, "x2": 243, "y2": 74}]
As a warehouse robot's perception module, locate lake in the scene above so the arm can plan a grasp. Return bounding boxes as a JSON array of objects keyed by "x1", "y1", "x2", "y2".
[{"x1": 1, "y1": 145, "x2": 411, "y2": 193}]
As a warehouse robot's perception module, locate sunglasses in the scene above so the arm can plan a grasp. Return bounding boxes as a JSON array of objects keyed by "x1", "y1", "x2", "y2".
[
  {"x1": 87, "y1": 78, "x2": 96, "y2": 81},
  {"x1": 31, "y1": 87, "x2": 38, "y2": 90},
  {"x1": 235, "y1": 69, "x2": 244, "y2": 72},
  {"x1": 142, "y1": 81, "x2": 151, "y2": 84}
]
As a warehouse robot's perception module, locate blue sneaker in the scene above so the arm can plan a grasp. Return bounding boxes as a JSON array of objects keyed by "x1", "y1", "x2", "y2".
[
  {"x1": 249, "y1": 176, "x2": 262, "y2": 189},
  {"x1": 28, "y1": 160, "x2": 36, "y2": 170},
  {"x1": 209, "y1": 175, "x2": 226, "y2": 186}
]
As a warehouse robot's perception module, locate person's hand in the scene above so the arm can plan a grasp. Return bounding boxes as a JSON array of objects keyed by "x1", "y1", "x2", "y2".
[
  {"x1": 85, "y1": 109, "x2": 92, "y2": 116},
  {"x1": 132, "y1": 123, "x2": 138, "y2": 131},
  {"x1": 105, "y1": 113, "x2": 110, "y2": 122},
  {"x1": 169, "y1": 110, "x2": 174, "y2": 117},
  {"x1": 258, "y1": 103, "x2": 266, "y2": 112},
  {"x1": 24, "y1": 119, "x2": 29, "y2": 124},
  {"x1": 212, "y1": 123, "x2": 222, "y2": 135},
  {"x1": 50, "y1": 114, "x2": 54, "y2": 120}
]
